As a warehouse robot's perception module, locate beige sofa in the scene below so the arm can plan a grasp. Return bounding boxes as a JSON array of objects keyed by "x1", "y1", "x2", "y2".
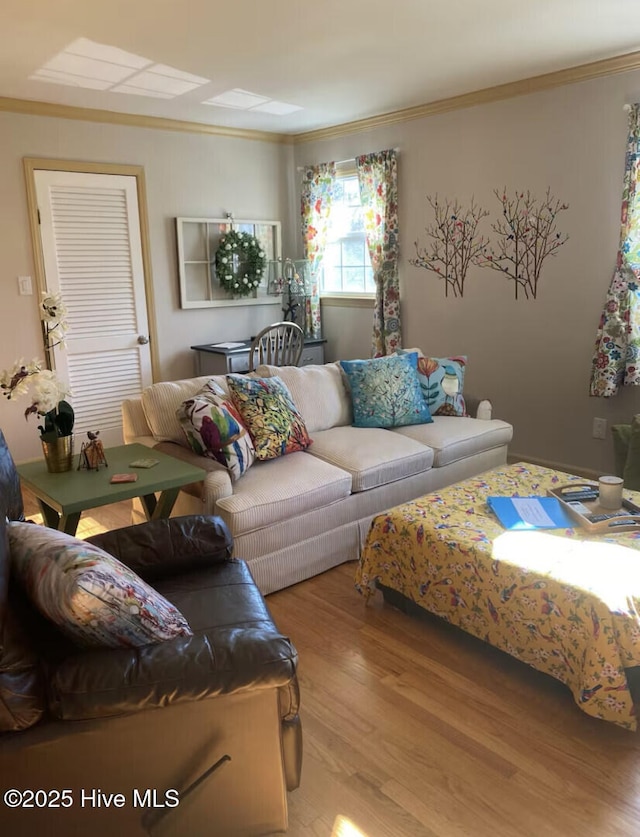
[{"x1": 122, "y1": 361, "x2": 513, "y2": 594}]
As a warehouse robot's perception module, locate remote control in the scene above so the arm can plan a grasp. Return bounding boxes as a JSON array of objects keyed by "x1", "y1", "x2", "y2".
[
  {"x1": 560, "y1": 489, "x2": 599, "y2": 501},
  {"x1": 588, "y1": 511, "x2": 628, "y2": 522}
]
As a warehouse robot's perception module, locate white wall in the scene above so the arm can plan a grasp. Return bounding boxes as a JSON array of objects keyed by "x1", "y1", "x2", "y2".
[
  {"x1": 298, "y1": 69, "x2": 640, "y2": 475},
  {"x1": 0, "y1": 111, "x2": 293, "y2": 461}
]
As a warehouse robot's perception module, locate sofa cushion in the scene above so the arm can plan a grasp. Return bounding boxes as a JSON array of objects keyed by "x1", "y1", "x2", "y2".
[
  {"x1": 226, "y1": 374, "x2": 312, "y2": 461},
  {"x1": 308, "y1": 426, "x2": 434, "y2": 492},
  {"x1": 391, "y1": 416, "x2": 513, "y2": 467},
  {"x1": 340, "y1": 353, "x2": 433, "y2": 428},
  {"x1": 215, "y1": 452, "x2": 352, "y2": 535},
  {"x1": 142, "y1": 374, "x2": 227, "y2": 444},
  {"x1": 8, "y1": 522, "x2": 193, "y2": 648},
  {"x1": 177, "y1": 380, "x2": 255, "y2": 481},
  {"x1": 400, "y1": 350, "x2": 467, "y2": 417},
  {"x1": 256, "y1": 362, "x2": 352, "y2": 432}
]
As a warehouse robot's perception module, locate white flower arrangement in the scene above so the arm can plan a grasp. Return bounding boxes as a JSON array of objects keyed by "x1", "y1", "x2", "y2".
[
  {"x1": 41, "y1": 292, "x2": 70, "y2": 349},
  {"x1": 1, "y1": 292, "x2": 74, "y2": 439}
]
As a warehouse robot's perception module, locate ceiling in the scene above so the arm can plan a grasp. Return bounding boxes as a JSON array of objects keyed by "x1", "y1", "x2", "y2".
[{"x1": 2, "y1": 0, "x2": 640, "y2": 136}]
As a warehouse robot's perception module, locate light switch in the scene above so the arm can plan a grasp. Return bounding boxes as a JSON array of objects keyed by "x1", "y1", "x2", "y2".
[{"x1": 18, "y1": 276, "x2": 33, "y2": 295}]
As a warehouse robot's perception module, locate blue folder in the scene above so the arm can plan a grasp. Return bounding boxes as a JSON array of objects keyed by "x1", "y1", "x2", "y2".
[{"x1": 487, "y1": 496, "x2": 574, "y2": 530}]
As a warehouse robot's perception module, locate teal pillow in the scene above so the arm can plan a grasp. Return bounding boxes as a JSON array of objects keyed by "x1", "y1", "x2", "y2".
[{"x1": 340, "y1": 353, "x2": 433, "y2": 428}]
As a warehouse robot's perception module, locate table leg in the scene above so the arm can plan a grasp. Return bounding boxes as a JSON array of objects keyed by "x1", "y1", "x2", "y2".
[
  {"x1": 36, "y1": 499, "x2": 81, "y2": 536},
  {"x1": 37, "y1": 499, "x2": 60, "y2": 529},
  {"x1": 139, "y1": 488, "x2": 180, "y2": 521},
  {"x1": 59, "y1": 513, "x2": 82, "y2": 536},
  {"x1": 139, "y1": 493, "x2": 157, "y2": 519}
]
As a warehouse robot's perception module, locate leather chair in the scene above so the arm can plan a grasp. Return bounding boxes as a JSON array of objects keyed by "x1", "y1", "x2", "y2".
[{"x1": 0, "y1": 430, "x2": 301, "y2": 837}]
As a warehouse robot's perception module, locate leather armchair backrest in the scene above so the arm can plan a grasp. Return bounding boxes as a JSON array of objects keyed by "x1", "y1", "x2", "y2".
[
  {"x1": 0, "y1": 430, "x2": 24, "y2": 655},
  {"x1": 0, "y1": 436, "x2": 47, "y2": 732},
  {"x1": 0, "y1": 429, "x2": 23, "y2": 639},
  {"x1": 0, "y1": 518, "x2": 8, "y2": 645},
  {"x1": 0, "y1": 430, "x2": 24, "y2": 523}
]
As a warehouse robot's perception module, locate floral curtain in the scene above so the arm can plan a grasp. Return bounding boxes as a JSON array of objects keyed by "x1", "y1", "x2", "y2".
[
  {"x1": 356, "y1": 149, "x2": 401, "y2": 357},
  {"x1": 590, "y1": 104, "x2": 640, "y2": 396},
  {"x1": 300, "y1": 162, "x2": 336, "y2": 339}
]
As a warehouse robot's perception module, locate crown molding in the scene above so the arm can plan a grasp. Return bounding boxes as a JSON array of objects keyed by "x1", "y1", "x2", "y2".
[
  {"x1": 0, "y1": 96, "x2": 290, "y2": 144},
  {"x1": 292, "y1": 49, "x2": 640, "y2": 144}
]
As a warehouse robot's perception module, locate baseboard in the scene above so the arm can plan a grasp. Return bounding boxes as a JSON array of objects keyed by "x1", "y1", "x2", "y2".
[{"x1": 507, "y1": 452, "x2": 601, "y2": 481}]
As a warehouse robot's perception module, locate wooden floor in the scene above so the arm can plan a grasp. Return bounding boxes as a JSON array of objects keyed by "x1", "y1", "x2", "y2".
[
  {"x1": 21, "y1": 494, "x2": 640, "y2": 836},
  {"x1": 268, "y1": 564, "x2": 640, "y2": 837}
]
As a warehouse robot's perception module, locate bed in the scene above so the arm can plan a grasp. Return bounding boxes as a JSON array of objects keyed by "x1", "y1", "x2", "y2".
[{"x1": 356, "y1": 462, "x2": 640, "y2": 730}]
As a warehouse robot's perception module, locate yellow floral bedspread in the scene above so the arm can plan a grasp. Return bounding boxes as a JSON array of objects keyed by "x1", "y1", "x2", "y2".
[{"x1": 355, "y1": 463, "x2": 640, "y2": 730}]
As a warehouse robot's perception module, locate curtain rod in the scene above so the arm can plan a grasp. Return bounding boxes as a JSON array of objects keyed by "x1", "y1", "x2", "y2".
[{"x1": 297, "y1": 148, "x2": 400, "y2": 172}]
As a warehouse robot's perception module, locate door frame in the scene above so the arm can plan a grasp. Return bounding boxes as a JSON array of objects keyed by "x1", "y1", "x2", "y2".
[{"x1": 23, "y1": 157, "x2": 160, "y2": 381}]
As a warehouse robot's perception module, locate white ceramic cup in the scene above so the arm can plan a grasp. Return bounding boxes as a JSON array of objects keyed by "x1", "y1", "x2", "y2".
[{"x1": 598, "y1": 475, "x2": 624, "y2": 509}]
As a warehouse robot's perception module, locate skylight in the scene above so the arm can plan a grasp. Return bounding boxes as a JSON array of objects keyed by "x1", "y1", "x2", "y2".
[
  {"x1": 29, "y1": 38, "x2": 209, "y2": 99},
  {"x1": 29, "y1": 40, "x2": 302, "y2": 117},
  {"x1": 203, "y1": 88, "x2": 269, "y2": 109},
  {"x1": 202, "y1": 88, "x2": 302, "y2": 115},
  {"x1": 252, "y1": 100, "x2": 303, "y2": 115}
]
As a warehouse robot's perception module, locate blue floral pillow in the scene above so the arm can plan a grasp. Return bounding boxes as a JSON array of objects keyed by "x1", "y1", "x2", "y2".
[
  {"x1": 340, "y1": 353, "x2": 433, "y2": 428},
  {"x1": 399, "y1": 350, "x2": 467, "y2": 417}
]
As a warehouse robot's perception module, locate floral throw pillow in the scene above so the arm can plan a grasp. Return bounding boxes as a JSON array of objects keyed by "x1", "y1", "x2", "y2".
[
  {"x1": 226, "y1": 374, "x2": 312, "y2": 461},
  {"x1": 339, "y1": 353, "x2": 433, "y2": 428},
  {"x1": 401, "y1": 351, "x2": 467, "y2": 417},
  {"x1": 7, "y1": 522, "x2": 193, "y2": 648},
  {"x1": 177, "y1": 380, "x2": 255, "y2": 481}
]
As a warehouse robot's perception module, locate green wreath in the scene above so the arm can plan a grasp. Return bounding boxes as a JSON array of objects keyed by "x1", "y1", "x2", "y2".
[{"x1": 214, "y1": 230, "x2": 266, "y2": 297}]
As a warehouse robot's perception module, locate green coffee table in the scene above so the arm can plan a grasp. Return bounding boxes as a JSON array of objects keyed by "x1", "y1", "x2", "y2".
[{"x1": 17, "y1": 443, "x2": 206, "y2": 536}]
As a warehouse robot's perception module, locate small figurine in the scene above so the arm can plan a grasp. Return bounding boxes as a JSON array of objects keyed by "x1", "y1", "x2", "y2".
[{"x1": 78, "y1": 430, "x2": 108, "y2": 471}]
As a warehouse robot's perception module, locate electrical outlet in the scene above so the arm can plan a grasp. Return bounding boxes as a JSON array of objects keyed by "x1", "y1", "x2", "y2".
[{"x1": 593, "y1": 417, "x2": 607, "y2": 440}]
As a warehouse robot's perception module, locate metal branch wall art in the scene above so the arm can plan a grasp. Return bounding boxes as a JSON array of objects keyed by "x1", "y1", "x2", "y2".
[
  {"x1": 410, "y1": 196, "x2": 489, "y2": 298},
  {"x1": 410, "y1": 188, "x2": 570, "y2": 300},
  {"x1": 475, "y1": 188, "x2": 569, "y2": 300}
]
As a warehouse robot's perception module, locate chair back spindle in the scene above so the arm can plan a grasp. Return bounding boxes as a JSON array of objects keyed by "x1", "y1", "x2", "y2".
[{"x1": 249, "y1": 322, "x2": 304, "y2": 372}]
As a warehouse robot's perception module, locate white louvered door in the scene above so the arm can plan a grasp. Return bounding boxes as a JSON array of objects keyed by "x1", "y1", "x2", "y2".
[{"x1": 34, "y1": 171, "x2": 152, "y2": 447}]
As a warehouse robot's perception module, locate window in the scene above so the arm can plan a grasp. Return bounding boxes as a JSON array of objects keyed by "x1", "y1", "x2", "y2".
[{"x1": 320, "y1": 170, "x2": 374, "y2": 295}]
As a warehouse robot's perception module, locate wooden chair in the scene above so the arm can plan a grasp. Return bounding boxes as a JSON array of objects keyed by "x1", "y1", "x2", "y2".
[{"x1": 248, "y1": 322, "x2": 304, "y2": 372}]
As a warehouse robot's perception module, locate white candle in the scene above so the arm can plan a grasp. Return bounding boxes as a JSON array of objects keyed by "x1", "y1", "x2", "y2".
[{"x1": 598, "y1": 475, "x2": 624, "y2": 510}]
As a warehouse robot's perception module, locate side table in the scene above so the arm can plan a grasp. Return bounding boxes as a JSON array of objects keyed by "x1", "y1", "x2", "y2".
[{"x1": 17, "y1": 443, "x2": 206, "y2": 536}]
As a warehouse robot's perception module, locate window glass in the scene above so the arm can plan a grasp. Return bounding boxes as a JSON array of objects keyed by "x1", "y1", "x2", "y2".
[{"x1": 320, "y1": 174, "x2": 374, "y2": 295}]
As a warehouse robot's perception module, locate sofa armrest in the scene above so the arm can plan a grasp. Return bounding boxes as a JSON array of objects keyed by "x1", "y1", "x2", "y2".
[
  {"x1": 122, "y1": 398, "x2": 153, "y2": 446},
  {"x1": 465, "y1": 395, "x2": 492, "y2": 420},
  {"x1": 85, "y1": 515, "x2": 233, "y2": 581},
  {"x1": 153, "y1": 442, "x2": 233, "y2": 511},
  {"x1": 48, "y1": 615, "x2": 298, "y2": 721}
]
